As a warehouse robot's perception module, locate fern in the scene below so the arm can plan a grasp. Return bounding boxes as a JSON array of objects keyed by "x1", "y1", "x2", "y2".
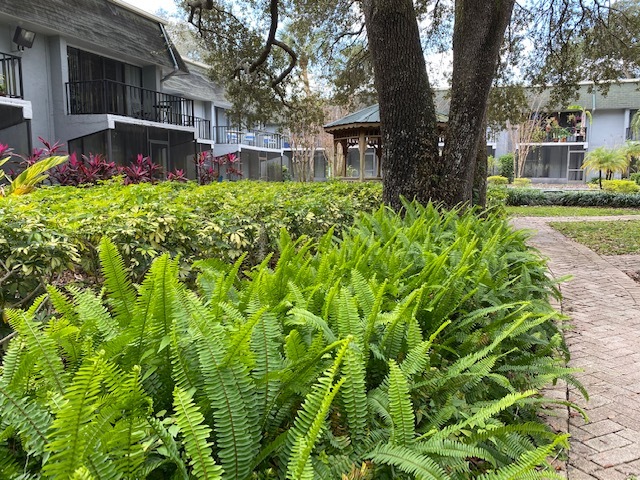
[
  {"x1": 340, "y1": 342, "x2": 369, "y2": 449},
  {"x1": 285, "y1": 342, "x2": 349, "y2": 479},
  {"x1": 173, "y1": 387, "x2": 223, "y2": 480},
  {"x1": 146, "y1": 416, "x2": 189, "y2": 479},
  {"x1": 477, "y1": 434, "x2": 569, "y2": 479},
  {"x1": 183, "y1": 290, "x2": 259, "y2": 480},
  {"x1": 6, "y1": 307, "x2": 67, "y2": 395},
  {"x1": 44, "y1": 353, "x2": 110, "y2": 477},
  {"x1": 387, "y1": 360, "x2": 415, "y2": 447},
  {"x1": 98, "y1": 237, "x2": 136, "y2": 326},
  {"x1": 0, "y1": 383, "x2": 51, "y2": 457},
  {"x1": 368, "y1": 443, "x2": 451, "y2": 480}
]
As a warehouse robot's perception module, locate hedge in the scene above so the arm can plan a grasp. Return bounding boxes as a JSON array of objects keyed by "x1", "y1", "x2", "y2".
[
  {"x1": 0, "y1": 180, "x2": 382, "y2": 313},
  {"x1": 506, "y1": 188, "x2": 640, "y2": 207}
]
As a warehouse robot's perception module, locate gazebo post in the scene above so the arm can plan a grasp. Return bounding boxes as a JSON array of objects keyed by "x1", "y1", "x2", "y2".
[
  {"x1": 340, "y1": 139, "x2": 349, "y2": 177},
  {"x1": 358, "y1": 132, "x2": 366, "y2": 182}
]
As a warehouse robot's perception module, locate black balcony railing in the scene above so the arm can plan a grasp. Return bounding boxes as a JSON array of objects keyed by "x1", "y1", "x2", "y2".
[
  {"x1": 0, "y1": 52, "x2": 24, "y2": 99},
  {"x1": 66, "y1": 79, "x2": 196, "y2": 128},
  {"x1": 627, "y1": 127, "x2": 639, "y2": 141},
  {"x1": 215, "y1": 125, "x2": 290, "y2": 149}
]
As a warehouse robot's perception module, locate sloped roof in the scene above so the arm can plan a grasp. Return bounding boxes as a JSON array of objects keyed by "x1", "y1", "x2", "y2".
[
  {"x1": 0, "y1": 0, "x2": 187, "y2": 73},
  {"x1": 324, "y1": 104, "x2": 380, "y2": 128},
  {"x1": 164, "y1": 61, "x2": 230, "y2": 105},
  {"x1": 324, "y1": 104, "x2": 448, "y2": 131}
]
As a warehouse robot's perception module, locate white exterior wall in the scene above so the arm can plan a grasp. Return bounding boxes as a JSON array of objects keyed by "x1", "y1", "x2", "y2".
[
  {"x1": 0, "y1": 23, "x2": 56, "y2": 145},
  {"x1": 588, "y1": 109, "x2": 627, "y2": 149}
]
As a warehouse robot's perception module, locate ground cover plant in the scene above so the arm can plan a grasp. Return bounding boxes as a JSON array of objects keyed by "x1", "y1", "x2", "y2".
[
  {"x1": 0, "y1": 180, "x2": 381, "y2": 316},
  {"x1": 550, "y1": 219, "x2": 640, "y2": 255},
  {"x1": 0, "y1": 202, "x2": 583, "y2": 478},
  {"x1": 507, "y1": 206, "x2": 640, "y2": 217}
]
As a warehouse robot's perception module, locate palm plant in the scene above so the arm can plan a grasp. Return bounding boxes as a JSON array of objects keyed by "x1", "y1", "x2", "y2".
[
  {"x1": 621, "y1": 141, "x2": 640, "y2": 174},
  {"x1": 582, "y1": 146, "x2": 628, "y2": 189}
]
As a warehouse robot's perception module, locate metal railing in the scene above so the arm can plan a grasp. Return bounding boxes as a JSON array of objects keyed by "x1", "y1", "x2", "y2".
[
  {"x1": 66, "y1": 79, "x2": 196, "y2": 128},
  {"x1": 627, "y1": 127, "x2": 639, "y2": 141},
  {"x1": 215, "y1": 126, "x2": 289, "y2": 149},
  {"x1": 0, "y1": 52, "x2": 23, "y2": 99}
]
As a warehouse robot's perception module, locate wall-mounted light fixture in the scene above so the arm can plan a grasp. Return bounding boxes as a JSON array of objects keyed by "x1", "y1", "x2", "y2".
[{"x1": 13, "y1": 26, "x2": 36, "y2": 50}]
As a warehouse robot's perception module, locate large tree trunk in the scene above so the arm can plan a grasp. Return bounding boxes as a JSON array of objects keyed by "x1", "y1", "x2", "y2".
[
  {"x1": 441, "y1": 0, "x2": 515, "y2": 206},
  {"x1": 363, "y1": 0, "x2": 440, "y2": 211},
  {"x1": 473, "y1": 116, "x2": 488, "y2": 208}
]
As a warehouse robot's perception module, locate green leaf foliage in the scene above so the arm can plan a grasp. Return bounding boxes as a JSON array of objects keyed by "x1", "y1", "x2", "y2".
[{"x1": 0, "y1": 199, "x2": 582, "y2": 478}]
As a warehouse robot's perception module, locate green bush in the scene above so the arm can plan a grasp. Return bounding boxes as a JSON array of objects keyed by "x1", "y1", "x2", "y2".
[
  {"x1": 513, "y1": 177, "x2": 532, "y2": 187},
  {"x1": 630, "y1": 172, "x2": 640, "y2": 185},
  {"x1": 0, "y1": 180, "x2": 382, "y2": 313},
  {"x1": 506, "y1": 188, "x2": 640, "y2": 207},
  {"x1": 602, "y1": 179, "x2": 640, "y2": 193},
  {"x1": 498, "y1": 153, "x2": 515, "y2": 182},
  {"x1": 487, "y1": 175, "x2": 509, "y2": 185},
  {"x1": 0, "y1": 203, "x2": 581, "y2": 478}
]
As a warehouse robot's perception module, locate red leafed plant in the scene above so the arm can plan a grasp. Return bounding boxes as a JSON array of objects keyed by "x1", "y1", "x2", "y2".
[
  {"x1": 51, "y1": 152, "x2": 119, "y2": 186},
  {"x1": 225, "y1": 153, "x2": 242, "y2": 180},
  {"x1": 167, "y1": 169, "x2": 187, "y2": 182},
  {"x1": 121, "y1": 154, "x2": 163, "y2": 185}
]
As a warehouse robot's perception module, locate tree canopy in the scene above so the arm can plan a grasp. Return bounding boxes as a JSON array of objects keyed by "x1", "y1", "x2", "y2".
[{"x1": 177, "y1": 0, "x2": 640, "y2": 208}]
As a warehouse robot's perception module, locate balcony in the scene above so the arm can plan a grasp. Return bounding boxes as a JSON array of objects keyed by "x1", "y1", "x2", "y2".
[
  {"x1": 0, "y1": 52, "x2": 24, "y2": 99},
  {"x1": 66, "y1": 79, "x2": 199, "y2": 128},
  {"x1": 627, "y1": 128, "x2": 639, "y2": 142},
  {"x1": 215, "y1": 126, "x2": 289, "y2": 149},
  {"x1": 195, "y1": 117, "x2": 212, "y2": 140}
]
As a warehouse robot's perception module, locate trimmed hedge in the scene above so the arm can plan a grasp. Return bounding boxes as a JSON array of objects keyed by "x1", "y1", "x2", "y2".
[
  {"x1": 506, "y1": 188, "x2": 640, "y2": 207},
  {"x1": 0, "y1": 180, "x2": 382, "y2": 312}
]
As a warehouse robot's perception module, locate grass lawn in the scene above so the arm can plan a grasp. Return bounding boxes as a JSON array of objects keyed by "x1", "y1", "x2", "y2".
[
  {"x1": 549, "y1": 219, "x2": 640, "y2": 255},
  {"x1": 507, "y1": 206, "x2": 640, "y2": 217}
]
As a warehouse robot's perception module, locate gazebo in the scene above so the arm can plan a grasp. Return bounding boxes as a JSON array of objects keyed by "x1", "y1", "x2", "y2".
[{"x1": 323, "y1": 104, "x2": 448, "y2": 181}]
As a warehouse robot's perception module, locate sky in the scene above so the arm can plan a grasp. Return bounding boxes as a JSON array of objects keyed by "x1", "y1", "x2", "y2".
[{"x1": 122, "y1": 0, "x2": 179, "y2": 17}]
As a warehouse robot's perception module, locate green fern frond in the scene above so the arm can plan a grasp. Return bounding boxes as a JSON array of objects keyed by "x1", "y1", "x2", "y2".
[
  {"x1": 380, "y1": 288, "x2": 422, "y2": 359},
  {"x1": 340, "y1": 343, "x2": 369, "y2": 448},
  {"x1": 362, "y1": 279, "x2": 387, "y2": 353},
  {"x1": 45, "y1": 352, "x2": 109, "y2": 477},
  {"x1": 368, "y1": 443, "x2": 451, "y2": 480},
  {"x1": 173, "y1": 387, "x2": 223, "y2": 480},
  {"x1": 286, "y1": 307, "x2": 337, "y2": 343},
  {"x1": 0, "y1": 382, "x2": 51, "y2": 457},
  {"x1": 334, "y1": 289, "x2": 364, "y2": 347},
  {"x1": 251, "y1": 310, "x2": 284, "y2": 426},
  {"x1": 285, "y1": 344, "x2": 348, "y2": 480},
  {"x1": 47, "y1": 285, "x2": 79, "y2": 324},
  {"x1": 0, "y1": 445, "x2": 22, "y2": 478},
  {"x1": 146, "y1": 416, "x2": 189, "y2": 479},
  {"x1": 477, "y1": 434, "x2": 569, "y2": 479},
  {"x1": 70, "y1": 466, "x2": 95, "y2": 480},
  {"x1": 414, "y1": 438, "x2": 495, "y2": 466},
  {"x1": 72, "y1": 289, "x2": 119, "y2": 342},
  {"x1": 184, "y1": 290, "x2": 259, "y2": 480},
  {"x1": 350, "y1": 269, "x2": 374, "y2": 317},
  {"x1": 367, "y1": 388, "x2": 392, "y2": 427},
  {"x1": 400, "y1": 320, "x2": 450, "y2": 378},
  {"x1": 222, "y1": 305, "x2": 268, "y2": 366},
  {"x1": 6, "y1": 308, "x2": 67, "y2": 395},
  {"x1": 387, "y1": 360, "x2": 415, "y2": 446},
  {"x1": 98, "y1": 237, "x2": 136, "y2": 326},
  {"x1": 424, "y1": 390, "x2": 537, "y2": 442}
]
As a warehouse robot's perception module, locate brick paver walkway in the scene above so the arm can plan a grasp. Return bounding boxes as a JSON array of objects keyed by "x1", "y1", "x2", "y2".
[{"x1": 512, "y1": 216, "x2": 640, "y2": 480}]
